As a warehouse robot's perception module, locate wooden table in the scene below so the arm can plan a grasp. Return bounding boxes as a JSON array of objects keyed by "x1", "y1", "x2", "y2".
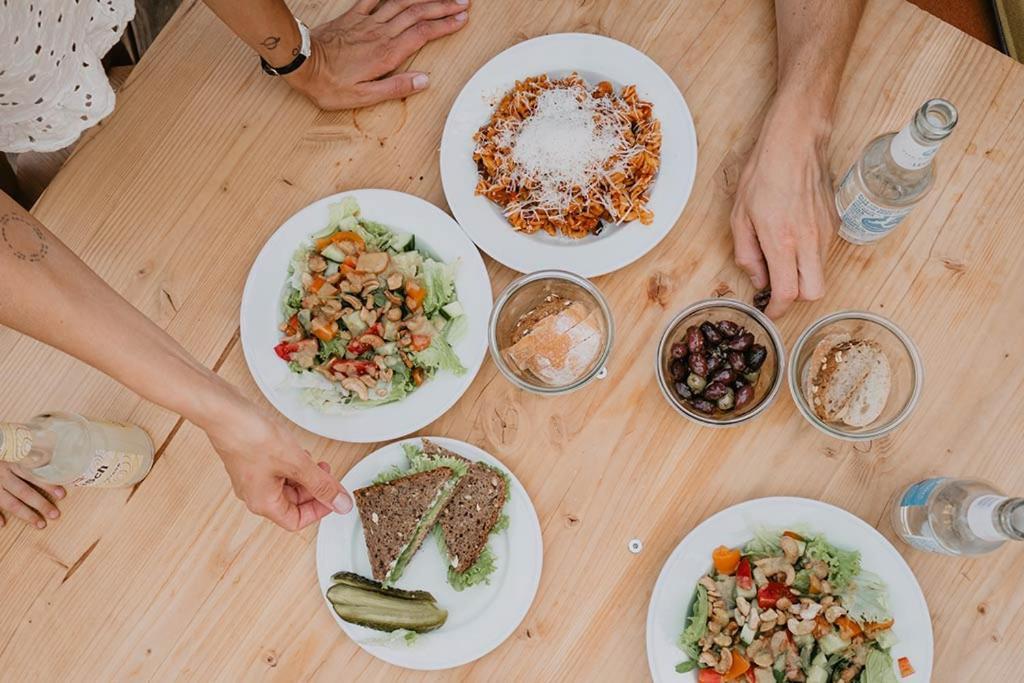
[{"x1": 2, "y1": 0, "x2": 1023, "y2": 679}]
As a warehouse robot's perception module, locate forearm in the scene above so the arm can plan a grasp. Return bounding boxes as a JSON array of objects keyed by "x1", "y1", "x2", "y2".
[
  {"x1": 773, "y1": 0, "x2": 866, "y2": 129},
  {"x1": 0, "y1": 192, "x2": 233, "y2": 429},
  {"x1": 202, "y1": 0, "x2": 301, "y2": 67}
]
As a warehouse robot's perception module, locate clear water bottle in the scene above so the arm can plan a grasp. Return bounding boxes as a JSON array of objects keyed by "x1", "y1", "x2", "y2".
[
  {"x1": 835, "y1": 99, "x2": 958, "y2": 244},
  {"x1": 0, "y1": 413, "x2": 154, "y2": 488},
  {"x1": 892, "y1": 477, "x2": 1024, "y2": 556}
]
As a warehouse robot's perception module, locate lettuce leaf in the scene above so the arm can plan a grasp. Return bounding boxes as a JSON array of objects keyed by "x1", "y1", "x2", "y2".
[
  {"x1": 805, "y1": 536, "x2": 861, "y2": 591},
  {"x1": 743, "y1": 528, "x2": 783, "y2": 560},
  {"x1": 839, "y1": 569, "x2": 892, "y2": 623},
  {"x1": 679, "y1": 584, "x2": 709, "y2": 659},
  {"x1": 421, "y1": 258, "x2": 458, "y2": 315},
  {"x1": 862, "y1": 648, "x2": 898, "y2": 683},
  {"x1": 413, "y1": 334, "x2": 466, "y2": 375}
]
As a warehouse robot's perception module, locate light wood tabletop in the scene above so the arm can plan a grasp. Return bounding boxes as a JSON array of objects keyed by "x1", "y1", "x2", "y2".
[{"x1": 2, "y1": 0, "x2": 1023, "y2": 680}]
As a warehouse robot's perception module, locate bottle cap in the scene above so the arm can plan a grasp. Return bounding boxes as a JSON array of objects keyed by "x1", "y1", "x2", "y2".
[{"x1": 0, "y1": 423, "x2": 33, "y2": 463}]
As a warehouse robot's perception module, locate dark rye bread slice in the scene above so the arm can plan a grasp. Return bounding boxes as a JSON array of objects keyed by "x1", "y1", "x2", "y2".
[
  {"x1": 354, "y1": 468, "x2": 454, "y2": 582},
  {"x1": 421, "y1": 439, "x2": 507, "y2": 573}
]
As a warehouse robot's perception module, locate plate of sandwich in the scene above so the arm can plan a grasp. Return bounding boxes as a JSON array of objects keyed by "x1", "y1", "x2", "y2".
[{"x1": 316, "y1": 437, "x2": 543, "y2": 670}]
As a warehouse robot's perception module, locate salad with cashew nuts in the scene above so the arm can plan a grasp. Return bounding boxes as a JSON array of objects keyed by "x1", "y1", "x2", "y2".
[
  {"x1": 276, "y1": 197, "x2": 467, "y2": 410},
  {"x1": 676, "y1": 530, "x2": 914, "y2": 683}
]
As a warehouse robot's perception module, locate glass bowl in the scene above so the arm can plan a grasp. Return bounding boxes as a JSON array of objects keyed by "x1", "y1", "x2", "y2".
[
  {"x1": 488, "y1": 270, "x2": 614, "y2": 395},
  {"x1": 655, "y1": 299, "x2": 785, "y2": 427},
  {"x1": 788, "y1": 311, "x2": 923, "y2": 441}
]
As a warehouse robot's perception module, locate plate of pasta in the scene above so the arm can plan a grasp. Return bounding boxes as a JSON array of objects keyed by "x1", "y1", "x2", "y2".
[{"x1": 440, "y1": 33, "x2": 697, "y2": 277}]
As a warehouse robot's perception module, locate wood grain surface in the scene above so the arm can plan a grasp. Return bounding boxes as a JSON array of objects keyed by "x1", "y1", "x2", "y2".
[{"x1": 2, "y1": 0, "x2": 1023, "y2": 680}]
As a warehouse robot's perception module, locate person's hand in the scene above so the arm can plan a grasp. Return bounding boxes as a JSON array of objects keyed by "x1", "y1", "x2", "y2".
[
  {"x1": 285, "y1": 0, "x2": 470, "y2": 110},
  {"x1": 199, "y1": 386, "x2": 352, "y2": 531},
  {"x1": 730, "y1": 98, "x2": 836, "y2": 318},
  {"x1": 0, "y1": 462, "x2": 65, "y2": 529}
]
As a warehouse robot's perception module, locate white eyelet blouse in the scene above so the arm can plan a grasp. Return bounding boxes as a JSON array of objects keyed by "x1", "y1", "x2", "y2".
[{"x1": 0, "y1": 0, "x2": 134, "y2": 153}]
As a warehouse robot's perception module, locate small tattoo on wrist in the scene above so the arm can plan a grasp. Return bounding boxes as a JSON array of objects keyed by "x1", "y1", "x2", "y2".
[
  {"x1": 1, "y1": 213, "x2": 49, "y2": 263},
  {"x1": 260, "y1": 36, "x2": 281, "y2": 50}
]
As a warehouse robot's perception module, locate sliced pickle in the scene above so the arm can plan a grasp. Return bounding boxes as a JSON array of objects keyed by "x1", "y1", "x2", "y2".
[
  {"x1": 326, "y1": 578, "x2": 447, "y2": 633},
  {"x1": 329, "y1": 571, "x2": 434, "y2": 602}
]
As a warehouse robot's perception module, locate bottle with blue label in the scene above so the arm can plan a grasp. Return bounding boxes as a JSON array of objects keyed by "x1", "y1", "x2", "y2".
[
  {"x1": 892, "y1": 477, "x2": 1024, "y2": 556},
  {"x1": 835, "y1": 99, "x2": 958, "y2": 245}
]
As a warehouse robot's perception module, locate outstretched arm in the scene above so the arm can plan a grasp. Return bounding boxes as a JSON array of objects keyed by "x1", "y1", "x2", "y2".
[
  {"x1": 0, "y1": 191, "x2": 352, "y2": 530},
  {"x1": 203, "y1": 0, "x2": 470, "y2": 110},
  {"x1": 730, "y1": 0, "x2": 866, "y2": 318}
]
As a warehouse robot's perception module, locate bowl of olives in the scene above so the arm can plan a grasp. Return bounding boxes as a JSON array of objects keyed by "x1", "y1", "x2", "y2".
[{"x1": 656, "y1": 298, "x2": 785, "y2": 427}]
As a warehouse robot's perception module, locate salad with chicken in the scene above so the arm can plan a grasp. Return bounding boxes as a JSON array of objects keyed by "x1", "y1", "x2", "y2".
[
  {"x1": 677, "y1": 530, "x2": 915, "y2": 683},
  {"x1": 276, "y1": 197, "x2": 466, "y2": 410}
]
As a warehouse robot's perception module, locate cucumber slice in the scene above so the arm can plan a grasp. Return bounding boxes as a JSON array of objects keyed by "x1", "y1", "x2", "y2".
[
  {"x1": 389, "y1": 231, "x2": 415, "y2": 252},
  {"x1": 320, "y1": 243, "x2": 346, "y2": 262},
  {"x1": 440, "y1": 301, "x2": 465, "y2": 320},
  {"x1": 326, "y1": 581, "x2": 447, "y2": 633}
]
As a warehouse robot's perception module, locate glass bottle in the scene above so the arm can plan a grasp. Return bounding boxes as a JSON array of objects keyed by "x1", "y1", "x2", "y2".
[
  {"x1": 891, "y1": 477, "x2": 1024, "y2": 556},
  {"x1": 835, "y1": 98, "x2": 958, "y2": 244},
  {"x1": 0, "y1": 413, "x2": 154, "y2": 488}
]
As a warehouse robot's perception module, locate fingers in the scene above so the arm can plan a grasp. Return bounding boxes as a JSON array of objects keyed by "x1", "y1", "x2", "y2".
[
  {"x1": 795, "y1": 230, "x2": 826, "y2": 303},
  {"x1": 0, "y1": 490, "x2": 46, "y2": 529},
  {"x1": 20, "y1": 472, "x2": 66, "y2": 501},
  {"x1": 730, "y1": 209, "x2": 770, "y2": 290},
  {"x1": 4, "y1": 475, "x2": 60, "y2": 521},
  {"x1": 392, "y1": 11, "x2": 468, "y2": 55},
  {"x1": 292, "y1": 456, "x2": 352, "y2": 515},
  {"x1": 762, "y1": 239, "x2": 800, "y2": 319},
  {"x1": 354, "y1": 72, "x2": 431, "y2": 107},
  {"x1": 379, "y1": 0, "x2": 468, "y2": 35}
]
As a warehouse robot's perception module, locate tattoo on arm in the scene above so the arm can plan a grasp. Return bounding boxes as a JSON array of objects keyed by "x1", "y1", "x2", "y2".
[
  {"x1": 260, "y1": 36, "x2": 281, "y2": 50},
  {"x1": 0, "y1": 213, "x2": 48, "y2": 263}
]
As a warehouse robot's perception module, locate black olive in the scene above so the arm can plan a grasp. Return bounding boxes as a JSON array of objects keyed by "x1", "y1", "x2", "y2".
[
  {"x1": 703, "y1": 382, "x2": 729, "y2": 400},
  {"x1": 670, "y1": 342, "x2": 688, "y2": 360},
  {"x1": 726, "y1": 332, "x2": 754, "y2": 351},
  {"x1": 727, "y1": 350, "x2": 746, "y2": 372},
  {"x1": 718, "y1": 320, "x2": 741, "y2": 337},
  {"x1": 669, "y1": 358, "x2": 687, "y2": 381},
  {"x1": 685, "y1": 326, "x2": 704, "y2": 355},
  {"x1": 706, "y1": 351, "x2": 723, "y2": 373},
  {"x1": 754, "y1": 287, "x2": 771, "y2": 312},
  {"x1": 735, "y1": 384, "x2": 756, "y2": 409},
  {"x1": 674, "y1": 381, "x2": 694, "y2": 400},
  {"x1": 700, "y1": 321, "x2": 723, "y2": 345},
  {"x1": 688, "y1": 353, "x2": 709, "y2": 378},
  {"x1": 746, "y1": 344, "x2": 768, "y2": 371},
  {"x1": 690, "y1": 398, "x2": 716, "y2": 414},
  {"x1": 711, "y1": 368, "x2": 737, "y2": 385}
]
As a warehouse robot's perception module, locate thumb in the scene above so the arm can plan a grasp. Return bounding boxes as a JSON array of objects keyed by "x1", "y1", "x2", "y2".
[
  {"x1": 354, "y1": 72, "x2": 430, "y2": 107},
  {"x1": 294, "y1": 457, "x2": 352, "y2": 514}
]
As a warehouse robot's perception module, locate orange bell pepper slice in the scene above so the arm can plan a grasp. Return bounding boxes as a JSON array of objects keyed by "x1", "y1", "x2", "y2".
[
  {"x1": 862, "y1": 618, "x2": 894, "y2": 636},
  {"x1": 836, "y1": 615, "x2": 863, "y2": 640},
  {"x1": 312, "y1": 320, "x2": 337, "y2": 342},
  {"x1": 782, "y1": 530, "x2": 805, "y2": 542},
  {"x1": 315, "y1": 230, "x2": 365, "y2": 252},
  {"x1": 405, "y1": 279, "x2": 426, "y2": 310},
  {"x1": 722, "y1": 651, "x2": 750, "y2": 681},
  {"x1": 309, "y1": 275, "x2": 327, "y2": 293},
  {"x1": 712, "y1": 546, "x2": 742, "y2": 575}
]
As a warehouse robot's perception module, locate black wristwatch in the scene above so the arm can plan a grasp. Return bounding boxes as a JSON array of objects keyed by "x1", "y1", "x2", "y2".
[{"x1": 260, "y1": 18, "x2": 311, "y2": 76}]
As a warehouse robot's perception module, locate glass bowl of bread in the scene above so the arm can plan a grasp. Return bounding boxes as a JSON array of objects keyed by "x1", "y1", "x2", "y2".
[
  {"x1": 789, "y1": 311, "x2": 923, "y2": 441},
  {"x1": 488, "y1": 270, "x2": 613, "y2": 395}
]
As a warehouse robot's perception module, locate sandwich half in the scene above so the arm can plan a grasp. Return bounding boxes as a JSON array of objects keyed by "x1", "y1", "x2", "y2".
[
  {"x1": 354, "y1": 467, "x2": 461, "y2": 586},
  {"x1": 422, "y1": 439, "x2": 508, "y2": 576}
]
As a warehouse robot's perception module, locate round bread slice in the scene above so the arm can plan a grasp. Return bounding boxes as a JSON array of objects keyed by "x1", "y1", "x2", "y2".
[
  {"x1": 814, "y1": 340, "x2": 880, "y2": 422},
  {"x1": 804, "y1": 333, "x2": 851, "y2": 419},
  {"x1": 841, "y1": 347, "x2": 892, "y2": 427}
]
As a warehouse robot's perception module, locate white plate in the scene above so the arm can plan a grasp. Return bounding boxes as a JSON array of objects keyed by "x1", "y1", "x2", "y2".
[
  {"x1": 646, "y1": 497, "x2": 933, "y2": 682},
  {"x1": 440, "y1": 33, "x2": 698, "y2": 278},
  {"x1": 240, "y1": 190, "x2": 492, "y2": 443},
  {"x1": 316, "y1": 437, "x2": 543, "y2": 670}
]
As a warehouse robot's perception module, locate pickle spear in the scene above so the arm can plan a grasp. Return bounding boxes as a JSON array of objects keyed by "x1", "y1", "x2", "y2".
[{"x1": 326, "y1": 574, "x2": 447, "y2": 633}]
